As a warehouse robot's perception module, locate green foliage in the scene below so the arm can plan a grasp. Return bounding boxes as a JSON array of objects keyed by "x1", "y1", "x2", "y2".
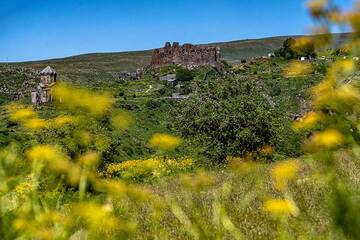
[
  {"x1": 145, "y1": 98, "x2": 163, "y2": 109},
  {"x1": 331, "y1": 182, "x2": 360, "y2": 239},
  {"x1": 175, "y1": 67, "x2": 195, "y2": 82},
  {"x1": 275, "y1": 37, "x2": 316, "y2": 59},
  {"x1": 173, "y1": 74, "x2": 296, "y2": 163}
]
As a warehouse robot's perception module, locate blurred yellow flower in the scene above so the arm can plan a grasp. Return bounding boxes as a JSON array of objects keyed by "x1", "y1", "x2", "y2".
[
  {"x1": 79, "y1": 151, "x2": 99, "y2": 168},
  {"x1": 310, "y1": 129, "x2": 344, "y2": 149},
  {"x1": 73, "y1": 203, "x2": 118, "y2": 233},
  {"x1": 348, "y1": 11, "x2": 360, "y2": 34},
  {"x1": 181, "y1": 170, "x2": 215, "y2": 190},
  {"x1": 27, "y1": 145, "x2": 59, "y2": 162},
  {"x1": 15, "y1": 181, "x2": 36, "y2": 196},
  {"x1": 23, "y1": 118, "x2": 47, "y2": 130},
  {"x1": 149, "y1": 133, "x2": 181, "y2": 151},
  {"x1": 307, "y1": 0, "x2": 328, "y2": 19},
  {"x1": 284, "y1": 61, "x2": 312, "y2": 77},
  {"x1": 292, "y1": 37, "x2": 313, "y2": 52},
  {"x1": 271, "y1": 159, "x2": 299, "y2": 191},
  {"x1": 10, "y1": 108, "x2": 36, "y2": 121},
  {"x1": 328, "y1": 11, "x2": 346, "y2": 23},
  {"x1": 54, "y1": 83, "x2": 114, "y2": 116},
  {"x1": 263, "y1": 199, "x2": 299, "y2": 216},
  {"x1": 306, "y1": 0, "x2": 327, "y2": 11},
  {"x1": 111, "y1": 111, "x2": 132, "y2": 131},
  {"x1": 26, "y1": 145, "x2": 71, "y2": 173},
  {"x1": 312, "y1": 80, "x2": 334, "y2": 95},
  {"x1": 335, "y1": 85, "x2": 360, "y2": 104},
  {"x1": 293, "y1": 111, "x2": 324, "y2": 131},
  {"x1": 339, "y1": 59, "x2": 355, "y2": 75},
  {"x1": 52, "y1": 115, "x2": 75, "y2": 127}
]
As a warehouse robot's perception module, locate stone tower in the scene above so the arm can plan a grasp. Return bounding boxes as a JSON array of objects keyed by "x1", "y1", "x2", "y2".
[{"x1": 31, "y1": 66, "x2": 57, "y2": 105}]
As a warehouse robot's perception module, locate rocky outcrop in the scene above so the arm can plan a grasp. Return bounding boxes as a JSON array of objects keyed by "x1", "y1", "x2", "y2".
[{"x1": 150, "y1": 42, "x2": 223, "y2": 69}]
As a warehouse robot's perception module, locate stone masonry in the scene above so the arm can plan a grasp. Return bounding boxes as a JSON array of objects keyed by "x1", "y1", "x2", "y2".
[
  {"x1": 150, "y1": 42, "x2": 223, "y2": 69},
  {"x1": 31, "y1": 66, "x2": 57, "y2": 105}
]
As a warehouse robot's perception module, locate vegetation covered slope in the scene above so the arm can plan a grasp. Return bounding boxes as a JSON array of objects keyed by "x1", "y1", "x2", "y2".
[{"x1": 0, "y1": 33, "x2": 350, "y2": 90}]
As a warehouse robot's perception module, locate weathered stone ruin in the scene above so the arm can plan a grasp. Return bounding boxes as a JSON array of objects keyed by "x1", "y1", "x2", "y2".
[
  {"x1": 112, "y1": 69, "x2": 142, "y2": 82},
  {"x1": 159, "y1": 74, "x2": 177, "y2": 87},
  {"x1": 31, "y1": 66, "x2": 57, "y2": 105},
  {"x1": 150, "y1": 42, "x2": 223, "y2": 69}
]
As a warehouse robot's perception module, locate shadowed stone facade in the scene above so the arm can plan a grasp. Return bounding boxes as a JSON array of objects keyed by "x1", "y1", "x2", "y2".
[{"x1": 150, "y1": 42, "x2": 222, "y2": 69}]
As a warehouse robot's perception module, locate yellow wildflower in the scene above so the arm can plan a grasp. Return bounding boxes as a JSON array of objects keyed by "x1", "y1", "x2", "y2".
[
  {"x1": 111, "y1": 111, "x2": 132, "y2": 131},
  {"x1": 26, "y1": 145, "x2": 71, "y2": 173},
  {"x1": 335, "y1": 85, "x2": 360, "y2": 104},
  {"x1": 73, "y1": 202, "x2": 118, "y2": 232},
  {"x1": 293, "y1": 111, "x2": 324, "y2": 131},
  {"x1": 291, "y1": 37, "x2": 313, "y2": 52},
  {"x1": 15, "y1": 181, "x2": 36, "y2": 196},
  {"x1": 181, "y1": 170, "x2": 215, "y2": 190},
  {"x1": 78, "y1": 151, "x2": 99, "y2": 168},
  {"x1": 13, "y1": 218, "x2": 27, "y2": 230},
  {"x1": 149, "y1": 133, "x2": 181, "y2": 151},
  {"x1": 311, "y1": 80, "x2": 336, "y2": 107},
  {"x1": 95, "y1": 179, "x2": 127, "y2": 196},
  {"x1": 328, "y1": 11, "x2": 346, "y2": 23},
  {"x1": 348, "y1": 11, "x2": 360, "y2": 33},
  {"x1": 54, "y1": 83, "x2": 114, "y2": 116},
  {"x1": 338, "y1": 59, "x2": 355, "y2": 75},
  {"x1": 52, "y1": 115, "x2": 75, "y2": 127},
  {"x1": 10, "y1": 108, "x2": 36, "y2": 121},
  {"x1": 310, "y1": 129, "x2": 344, "y2": 149},
  {"x1": 306, "y1": 0, "x2": 327, "y2": 11},
  {"x1": 271, "y1": 159, "x2": 299, "y2": 191},
  {"x1": 312, "y1": 80, "x2": 334, "y2": 95},
  {"x1": 307, "y1": 0, "x2": 327, "y2": 19},
  {"x1": 27, "y1": 145, "x2": 59, "y2": 162},
  {"x1": 263, "y1": 199, "x2": 299, "y2": 216},
  {"x1": 284, "y1": 61, "x2": 312, "y2": 77},
  {"x1": 23, "y1": 118, "x2": 47, "y2": 130}
]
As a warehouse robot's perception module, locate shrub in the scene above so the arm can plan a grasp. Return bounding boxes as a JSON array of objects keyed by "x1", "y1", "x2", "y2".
[
  {"x1": 173, "y1": 76, "x2": 295, "y2": 163},
  {"x1": 176, "y1": 68, "x2": 195, "y2": 82},
  {"x1": 275, "y1": 37, "x2": 316, "y2": 59},
  {"x1": 145, "y1": 99, "x2": 163, "y2": 109}
]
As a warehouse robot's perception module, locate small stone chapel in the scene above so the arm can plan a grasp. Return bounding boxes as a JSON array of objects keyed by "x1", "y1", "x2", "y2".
[{"x1": 31, "y1": 66, "x2": 57, "y2": 105}]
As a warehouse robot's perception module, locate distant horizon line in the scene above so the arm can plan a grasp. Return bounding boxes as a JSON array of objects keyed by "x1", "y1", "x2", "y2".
[{"x1": 1, "y1": 32, "x2": 351, "y2": 64}]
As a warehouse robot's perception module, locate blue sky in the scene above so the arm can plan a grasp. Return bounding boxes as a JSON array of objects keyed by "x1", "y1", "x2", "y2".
[{"x1": 0, "y1": 0, "x2": 354, "y2": 62}]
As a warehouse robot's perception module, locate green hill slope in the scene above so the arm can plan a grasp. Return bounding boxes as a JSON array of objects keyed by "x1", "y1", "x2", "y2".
[{"x1": 0, "y1": 33, "x2": 351, "y2": 96}]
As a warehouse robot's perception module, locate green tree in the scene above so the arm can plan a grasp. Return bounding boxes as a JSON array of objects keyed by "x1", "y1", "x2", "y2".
[
  {"x1": 176, "y1": 68, "x2": 195, "y2": 82},
  {"x1": 173, "y1": 75, "x2": 295, "y2": 163}
]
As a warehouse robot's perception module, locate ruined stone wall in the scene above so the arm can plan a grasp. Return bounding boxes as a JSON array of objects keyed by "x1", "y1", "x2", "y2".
[{"x1": 150, "y1": 42, "x2": 222, "y2": 69}]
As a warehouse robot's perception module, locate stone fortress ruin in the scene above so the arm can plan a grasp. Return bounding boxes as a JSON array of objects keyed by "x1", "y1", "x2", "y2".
[
  {"x1": 31, "y1": 66, "x2": 57, "y2": 105},
  {"x1": 150, "y1": 42, "x2": 223, "y2": 70}
]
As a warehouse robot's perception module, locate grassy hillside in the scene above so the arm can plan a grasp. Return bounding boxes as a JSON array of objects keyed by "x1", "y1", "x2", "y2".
[
  {"x1": 0, "y1": 28, "x2": 359, "y2": 239},
  {"x1": 0, "y1": 33, "x2": 350, "y2": 91}
]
